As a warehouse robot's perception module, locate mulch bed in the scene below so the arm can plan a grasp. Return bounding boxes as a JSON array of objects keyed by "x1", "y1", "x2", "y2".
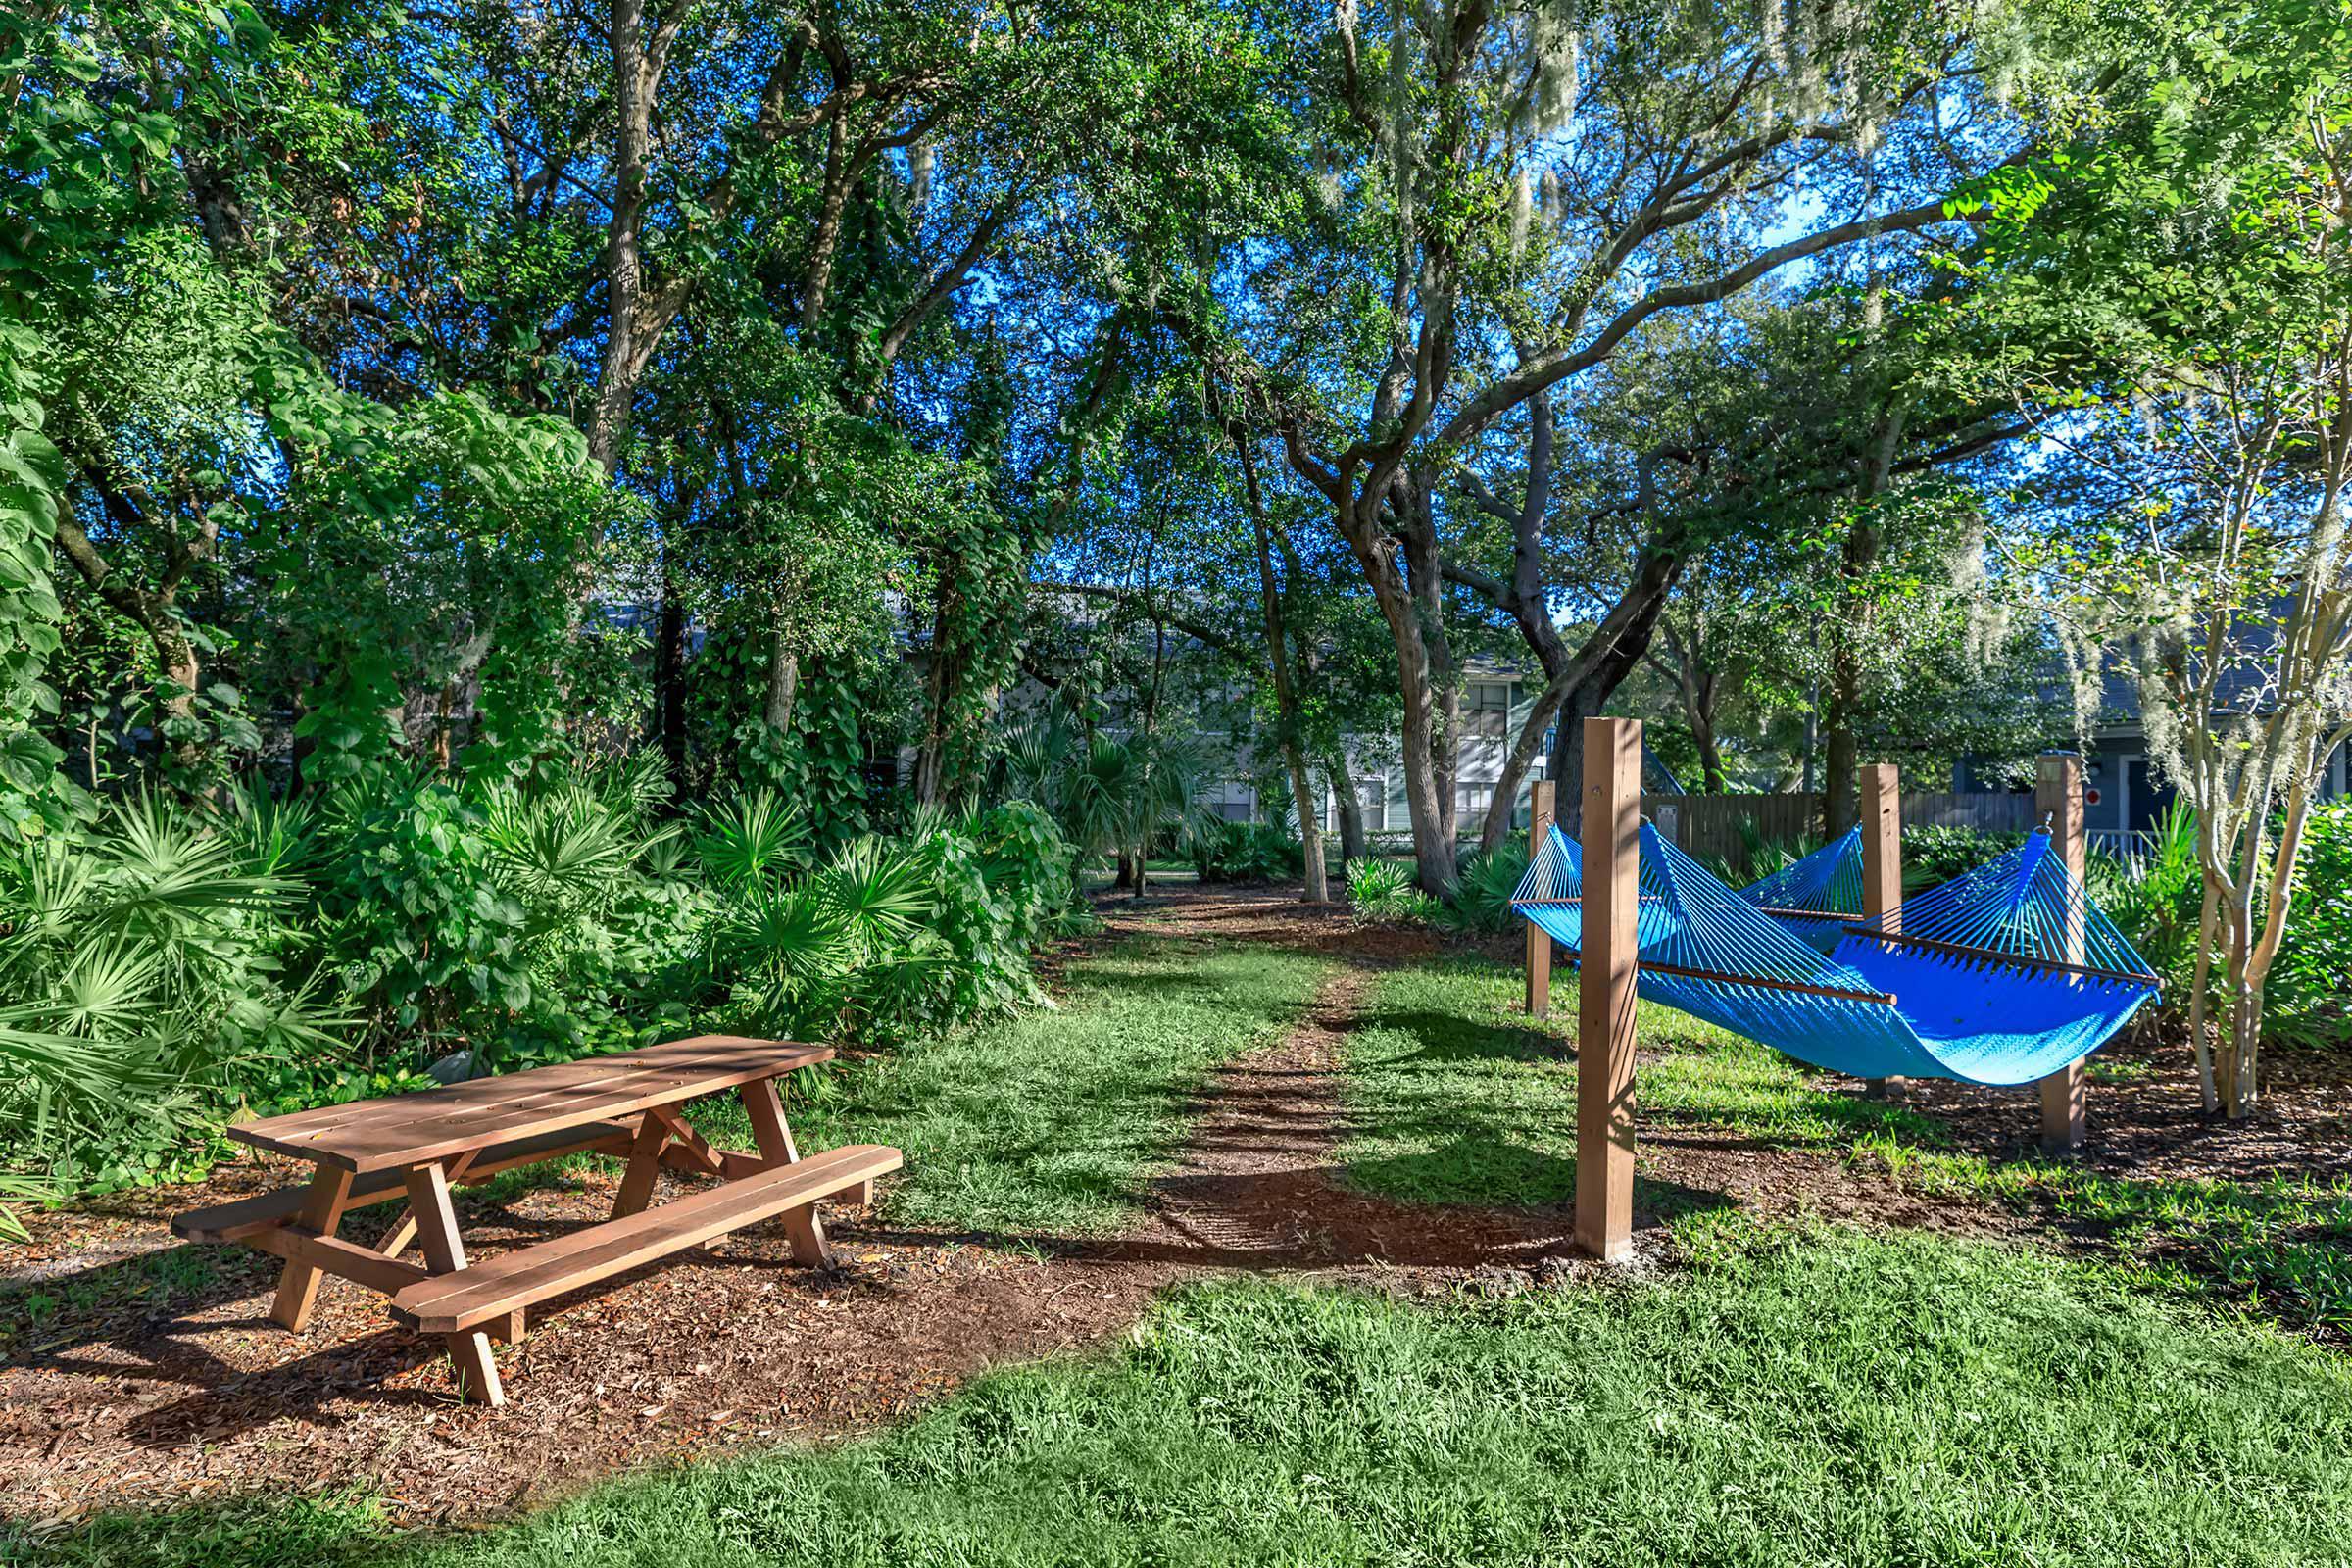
[{"x1": 3, "y1": 881, "x2": 2343, "y2": 1534}]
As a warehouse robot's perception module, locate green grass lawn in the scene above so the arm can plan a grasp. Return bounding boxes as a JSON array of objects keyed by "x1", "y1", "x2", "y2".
[
  {"x1": 41, "y1": 1232, "x2": 2352, "y2": 1567},
  {"x1": 1337, "y1": 957, "x2": 1940, "y2": 1208},
  {"x1": 693, "y1": 935, "x2": 1331, "y2": 1237}
]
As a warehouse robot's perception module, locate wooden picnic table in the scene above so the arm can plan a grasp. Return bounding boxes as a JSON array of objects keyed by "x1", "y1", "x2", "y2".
[{"x1": 172, "y1": 1034, "x2": 902, "y2": 1406}]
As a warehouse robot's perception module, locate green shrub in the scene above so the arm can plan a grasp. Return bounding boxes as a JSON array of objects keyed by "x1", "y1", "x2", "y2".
[
  {"x1": 2, "y1": 765, "x2": 1080, "y2": 1213},
  {"x1": 2095, "y1": 801, "x2": 2204, "y2": 989},
  {"x1": 1433, "y1": 842, "x2": 1530, "y2": 934},
  {"x1": 1900, "y1": 824, "x2": 2032, "y2": 889},
  {"x1": 317, "y1": 775, "x2": 535, "y2": 1052},
  {"x1": 1348, "y1": 856, "x2": 1439, "y2": 925},
  {"x1": 1190, "y1": 819, "x2": 1304, "y2": 883},
  {"x1": 0, "y1": 793, "x2": 342, "y2": 1197},
  {"x1": 2275, "y1": 801, "x2": 2352, "y2": 1047},
  {"x1": 887, "y1": 801, "x2": 1079, "y2": 1033}
]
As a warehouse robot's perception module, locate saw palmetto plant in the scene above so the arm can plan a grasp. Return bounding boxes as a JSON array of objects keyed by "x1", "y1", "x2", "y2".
[{"x1": 0, "y1": 793, "x2": 343, "y2": 1220}]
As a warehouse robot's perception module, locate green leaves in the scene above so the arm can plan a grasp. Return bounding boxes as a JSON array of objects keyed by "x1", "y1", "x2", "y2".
[
  {"x1": 0, "y1": 313, "x2": 77, "y2": 839},
  {"x1": 695, "y1": 790, "x2": 816, "y2": 888}
]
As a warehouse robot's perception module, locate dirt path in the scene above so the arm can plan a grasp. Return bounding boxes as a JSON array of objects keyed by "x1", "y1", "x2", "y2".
[{"x1": 1113, "y1": 960, "x2": 1571, "y2": 1280}]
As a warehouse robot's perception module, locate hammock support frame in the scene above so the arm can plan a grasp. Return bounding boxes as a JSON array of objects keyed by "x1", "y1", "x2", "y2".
[{"x1": 1519, "y1": 744, "x2": 2145, "y2": 1200}]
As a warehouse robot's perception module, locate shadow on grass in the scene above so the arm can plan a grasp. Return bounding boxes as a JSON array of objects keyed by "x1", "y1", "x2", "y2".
[
  {"x1": 1340, "y1": 1135, "x2": 1740, "y2": 1231},
  {"x1": 1362, "y1": 1008, "x2": 1569, "y2": 1065},
  {"x1": 7, "y1": 1489, "x2": 395, "y2": 1567},
  {"x1": 1640, "y1": 1085, "x2": 1946, "y2": 1148},
  {"x1": 1347, "y1": 1137, "x2": 1580, "y2": 1207}
]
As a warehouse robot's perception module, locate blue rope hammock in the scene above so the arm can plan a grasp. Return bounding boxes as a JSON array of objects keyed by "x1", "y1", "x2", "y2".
[
  {"x1": 1511, "y1": 823, "x2": 2160, "y2": 1087},
  {"x1": 1738, "y1": 826, "x2": 1865, "y2": 953}
]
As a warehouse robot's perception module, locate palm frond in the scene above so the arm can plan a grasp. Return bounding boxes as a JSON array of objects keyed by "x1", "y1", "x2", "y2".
[
  {"x1": 216, "y1": 782, "x2": 323, "y2": 878},
  {"x1": 480, "y1": 783, "x2": 637, "y2": 914},
  {"x1": 695, "y1": 789, "x2": 814, "y2": 886},
  {"x1": 90, "y1": 791, "x2": 299, "y2": 941},
  {"x1": 818, "y1": 836, "x2": 935, "y2": 952}
]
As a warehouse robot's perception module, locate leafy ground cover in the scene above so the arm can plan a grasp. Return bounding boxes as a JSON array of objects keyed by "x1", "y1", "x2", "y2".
[{"x1": 39, "y1": 1232, "x2": 2352, "y2": 1567}]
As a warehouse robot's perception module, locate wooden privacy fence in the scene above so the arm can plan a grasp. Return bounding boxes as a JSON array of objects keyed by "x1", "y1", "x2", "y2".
[
  {"x1": 1642, "y1": 792, "x2": 1821, "y2": 861},
  {"x1": 1639, "y1": 790, "x2": 2041, "y2": 864},
  {"x1": 1899, "y1": 790, "x2": 2039, "y2": 833}
]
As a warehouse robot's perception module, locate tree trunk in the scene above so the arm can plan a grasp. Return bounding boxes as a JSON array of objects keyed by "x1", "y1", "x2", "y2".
[
  {"x1": 764, "y1": 629, "x2": 800, "y2": 735},
  {"x1": 585, "y1": 0, "x2": 690, "y2": 476},
  {"x1": 654, "y1": 572, "x2": 690, "y2": 786},
  {"x1": 1691, "y1": 704, "x2": 1728, "y2": 794},
  {"x1": 51, "y1": 504, "x2": 204, "y2": 772},
  {"x1": 1227, "y1": 397, "x2": 1327, "y2": 903},
  {"x1": 1294, "y1": 776, "x2": 1329, "y2": 901},
  {"x1": 1824, "y1": 412, "x2": 1904, "y2": 833},
  {"x1": 1654, "y1": 619, "x2": 1729, "y2": 793},
  {"x1": 1823, "y1": 701, "x2": 1862, "y2": 835},
  {"x1": 432, "y1": 681, "x2": 457, "y2": 771},
  {"x1": 914, "y1": 574, "x2": 956, "y2": 806},
  {"x1": 1452, "y1": 439, "x2": 1684, "y2": 846},
  {"x1": 588, "y1": 0, "x2": 652, "y2": 475},
  {"x1": 1337, "y1": 470, "x2": 1462, "y2": 895},
  {"x1": 1543, "y1": 550, "x2": 1684, "y2": 806},
  {"x1": 2230, "y1": 976, "x2": 2263, "y2": 1119},
  {"x1": 1328, "y1": 760, "x2": 1367, "y2": 863},
  {"x1": 1479, "y1": 677, "x2": 1567, "y2": 853},
  {"x1": 2189, "y1": 876, "x2": 2221, "y2": 1114}
]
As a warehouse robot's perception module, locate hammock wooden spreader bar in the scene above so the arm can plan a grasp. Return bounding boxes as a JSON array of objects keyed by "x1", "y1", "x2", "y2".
[
  {"x1": 1635, "y1": 958, "x2": 1898, "y2": 1008},
  {"x1": 1837, "y1": 926, "x2": 2161, "y2": 988}
]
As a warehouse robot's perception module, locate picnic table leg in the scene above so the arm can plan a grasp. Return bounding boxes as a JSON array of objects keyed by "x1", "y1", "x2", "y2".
[
  {"x1": 743, "y1": 1077, "x2": 801, "y2": 1166},
  {"x1": 377, "y1": 1209, "x2": 420, "y2": 1259},
  {"x1": 404, "y1": 1158, "x2": 504, "y2": 1407},
  {"x1": 377, "y1": 1149, "x2": 477, "y2": 1259},
  {"x1": 612, "y1": 1110, "x2": 671, "y2": 1219},
  {"x1": 270, "y1": 1166, "x2": 355, "y2": 1331},
  {"x1": 780, "y1": 1203, "x2": 835, "y2": 1267},
  {"x1": 744, "y1": 1076, "x2": 834, "y2": 1262},
  {"x1": 647, "y1": 1104, "x2": 728, "y2": 1177}
]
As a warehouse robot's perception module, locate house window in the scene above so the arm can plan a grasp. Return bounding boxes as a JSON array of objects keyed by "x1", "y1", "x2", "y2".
[
  {"x1": 1350, "y1": 777, "x2": 1388, "y2": 833},
  {"x1": 1467, "y1": 681, "x2": 1511, "y2": 738},
  {"x1": 1457, "y1": 782, "x2": 1494, "y2": 821},
  {"x1": 1212, "y1": 780, "x2": 1254, "y2": 822}
]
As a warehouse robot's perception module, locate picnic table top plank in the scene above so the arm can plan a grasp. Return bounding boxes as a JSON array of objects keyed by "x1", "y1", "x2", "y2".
[
  {"x1": 240, "y1": 1036, "x2": 800, "y2": 1144},
  {"x1": 229, "y1": 1035, "x2": 832, "y2": 1173},
  {"x1": 174, "y1": 1119, "x2": 639, "y2": 1242}
]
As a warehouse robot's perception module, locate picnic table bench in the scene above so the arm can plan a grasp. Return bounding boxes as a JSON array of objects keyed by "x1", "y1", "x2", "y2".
[{"x1": 172, "y1": 1035, "x2": 901, "y2": 1406}]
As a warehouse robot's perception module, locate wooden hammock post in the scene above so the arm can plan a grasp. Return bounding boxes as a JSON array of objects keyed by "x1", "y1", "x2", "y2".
[
  {"x1": 1860, "y1": 762, "x2": 1906, "y2": 1102},
  {"x1": 1525, "y1": 779, "x2": 1555, "y2": 1019},
  {"x1": 2037, "y1": 753, "x2": 2089, "y2": 1153},
  {"x1": 1575, "y1": 717, "x2": 1640, "y2": 1263}
]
